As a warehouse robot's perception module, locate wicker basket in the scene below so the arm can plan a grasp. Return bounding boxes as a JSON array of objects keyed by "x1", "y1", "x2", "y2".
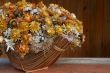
[{"x1": 6, "y1": 36, "x2": 71, "y2": 72}]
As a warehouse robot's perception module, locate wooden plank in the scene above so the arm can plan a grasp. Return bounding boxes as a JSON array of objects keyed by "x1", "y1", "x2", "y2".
[
  {"x1": 102, "y1": 0, "x2": 110, "y2": 57},
  {"x1": 1, "y1": 58, "x2": 110, "y2": 65},
  {"x1": 58, "y1": 58, "x2": 110, "y2": 64},
  {"x1": 1, "y1": 58, "x2": 110, "y2": 73},
  {"x1": 88, "y1": 0, "x2": 104, "y2": 57}
]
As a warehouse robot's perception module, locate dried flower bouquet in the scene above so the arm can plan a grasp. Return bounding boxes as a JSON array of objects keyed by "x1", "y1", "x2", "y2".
[{"x1": 0, "y1": 0, "x2": 85, "y2": 71}]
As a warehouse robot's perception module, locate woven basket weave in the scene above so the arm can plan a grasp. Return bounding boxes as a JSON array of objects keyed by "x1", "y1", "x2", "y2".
[{"x1": 7, "y1": 36, "x2": 71, "y2": 72}]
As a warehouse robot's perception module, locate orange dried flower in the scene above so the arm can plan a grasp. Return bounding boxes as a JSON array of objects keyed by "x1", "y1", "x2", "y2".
[
  {"x1": 19, "y1": 44, "x2": 29, "y2": 58},
  {"x1": 21, "y1": 33, "x2": 31, "y2": 44},
  {"x1": 18, "y1": 22, "x2": 29, "y2": 32},
  {"x1": 9, "y1": 4, "x2": 16, "y2": 11},
  {"x1": 24, "y1": 13, "x2": 32, "y2": 22}
]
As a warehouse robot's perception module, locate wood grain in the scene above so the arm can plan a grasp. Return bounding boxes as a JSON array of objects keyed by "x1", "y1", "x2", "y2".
[
  {"x1": 1, "y1": 58, "x2": 110, "y2": 73},
  {"x1": 102, "y1": 0, "x2": 110, "y2": 57}
]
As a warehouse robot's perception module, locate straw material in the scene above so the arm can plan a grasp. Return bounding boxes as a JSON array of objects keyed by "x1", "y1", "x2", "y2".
[{"x1": 7, "y1": 36, "x2": 71, "y2": 72}]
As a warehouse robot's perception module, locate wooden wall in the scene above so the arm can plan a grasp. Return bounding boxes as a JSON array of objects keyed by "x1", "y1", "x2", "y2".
[{"x1": 0, "y1": 0, "x2": 110, "y2": 57}]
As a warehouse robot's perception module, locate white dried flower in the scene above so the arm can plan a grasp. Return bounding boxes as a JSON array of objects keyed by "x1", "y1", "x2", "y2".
[
  {"x1": 49, "y1": 4, "x2": 58, "y2": 9},
  {"x1": 23, "y1": 6, "x2": 32, "y2": 11},
  {"x1": 32, "y1": 35, "x2": 41, "y2": 43},
  {"x1": 59, "y1": 16, "x2": 67, "y2": 21},
  {"x1": 38, "y1": 30, "x2": 43, "y2": 36},
  {"x1": 4, "y1": 38, "x2": 15, "y2": 52},
  {"x1": 72, "y1": 27, "x2": 80, "y2": 38},
  {"x1": 42, "y1": 25, "x2": 47, "y2": 30},
  {"x1": 71, "y1": 13, "x2": 76, "y2": 19},
  {"x1": 30, "y1": 8, "x2": 41, "y2": 15},
  {"x1": 48, "y1": 4, "x2": 62, "y2": 14},
  {"x1": 3, "y1": 28, "x2": 12, "y2": 38},
  {"x1": 55, "y1": 8, "x2": 62, "y2": 14},
  {"x1": 30, "y1": 36, "x2": 54, "y2": 53},
  {"x1": 63, "y1": 34, "x2": 75, "y2": 42}
]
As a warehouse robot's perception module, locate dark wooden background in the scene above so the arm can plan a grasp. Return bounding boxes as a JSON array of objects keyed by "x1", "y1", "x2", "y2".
[{"x1": 0, "y1": 0, "x2": 110, "y2": 57}]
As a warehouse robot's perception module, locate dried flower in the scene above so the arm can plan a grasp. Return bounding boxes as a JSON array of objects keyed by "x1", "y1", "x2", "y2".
[
  {"x1": 71, "y1": 13, "x2": 76, "y2": 19},
  {"x1": 75, "y1": 20, "x2": 83, "y2": 33},
  {"x1": 30, "y1": 8, "x2": 41, "y2": 15},
  {"x1": 66, "y1": 23, "x2": 74, "y2": 33},
  {"x1": 23, "y1": 6, "x2": 32, "y2": 12},
  {"x1": 47, "y1": 27, "x2": 55, "y2": 36},
  {"x1": 19, "y1": 44, "x2": 29, "y2": 58},
  {"x1": 0, "y1": 19, "x2": 7, "y2": 31},
  {"x1": 0, "y1": 1, "x2": 84, "y2": 57},
  {"x1": 55, "y1": 25, "x2": 63, "y2": 35},
  {"x1": 48, "y1": 4, "x2": 62, "y2": 15},
  {"x1": 10, "y1": 28, "x2": 21, "y2": 41},
  {"x1": 4, "y1": 2, "x2": 11, "y2": 8},
  {"x1": 45, "y1": 17, "x2": 52, "y2": 26},
  {"x1": 4, "y1": 38, "x2": 15, "y2": 52},
  {"x1": 3, "y1": 28, "x2": 11, "y2": 38},
  {"x1": 32, "y1": 35, "x2": 41, "y2": 43},
  {"x1": 30, "y1": 21, "x2": 40, "y2": 33},
  {"x1": 24, "y1": 13, "x2": 32, "y2": 22},
  {"x1": 18, "y1": 22, "x2": 29, "y2": 32}
]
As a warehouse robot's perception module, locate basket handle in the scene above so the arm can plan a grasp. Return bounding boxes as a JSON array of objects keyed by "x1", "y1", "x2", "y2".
[{"x1": 53, "y1": 45, "x2": 65, "y2": 52}]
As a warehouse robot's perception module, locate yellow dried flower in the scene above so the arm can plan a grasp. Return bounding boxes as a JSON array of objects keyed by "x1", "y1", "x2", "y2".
[
  {"x1": 30, "y1": 21, "x2": 40, "y2": 33},
  {"x1": 42, "y1": 10, "x2": 49, "y2": 17},
  {"x1": 53, "y1": 13, "x2": 60, "y2": 19},
  {"x1": 66, "y1": 23, "x2": 73, "y2": 32},
  {"x1": 55, "y1": 25, "x2": 63, "y2": 35},
  {"x1": 17, "y1": 0, "x2": 26, "y2": 10},
  {"x1": 47, "y1": 27, "x2": 55, "y2": 36},
  {"x1": 75, "y1": 20, "x2": 83, "y2": 33},
  {"x1": 37, "y1": 1, "x2": 47, "y2": 10},
  {"x1": 22, "y1": 0, "x2": 26, "y2": 4},
  {"x1": 4, "y1": 2, "x2": 11, "y2": 8},
  {"x1": 72, "y1": 39, "x2": 80, "y2": 48},
  {"x1": 0, "y1": 19, "x2": 7, "y2": 31},
  {"x1": 18, "y1": 22, "x2": 29, "y2": 32},
  {"x1": 45, "y1": 17, "x2": 52, "y2": 26},
  {"x1": 10, "y1": 28, "x2": 21, "y2": 41}
]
